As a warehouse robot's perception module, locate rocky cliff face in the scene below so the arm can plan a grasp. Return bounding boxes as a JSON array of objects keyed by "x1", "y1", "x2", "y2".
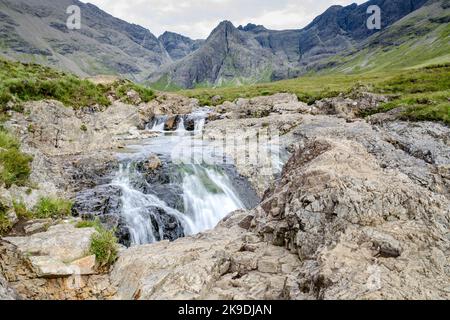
[
  {"x1": 159, "y1": 31, "x2": 204, "y2": 61},
  {"x1": 152, "y1": 21, "x2": 277, "y2": 88}
]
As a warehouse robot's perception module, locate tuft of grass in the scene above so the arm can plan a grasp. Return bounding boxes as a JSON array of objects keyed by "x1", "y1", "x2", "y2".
[
  {"x1": 89, "y1": 226, "x2": 118, "y2": 268},
  {"x1": 0, "y1": 202, "x2": 12, "y2": 235},
  {"x1": 33, "y1": 197, "x2": 73, "y2": 219},
  {"x1": 76, "y1": 218, "x2": 118, "y2": 267},
  {"x1": 76, "y1": 219, "x2": 102, "y2": 230},
  {"x1": 0, "y1": 129, "x2": 33, "y2": 188},
  {"x1": 80, "y1": 124, "x2": 88, "y2": 132},
  {"x1": 13, "y1": 200, "x2": 33, "y2": 219}
]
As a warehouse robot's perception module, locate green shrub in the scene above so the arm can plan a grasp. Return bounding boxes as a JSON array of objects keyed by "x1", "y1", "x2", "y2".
[
  {"x1": 89, "y1": 226, "x2": 118, "y2": 268},
  {"x1": 33, "y1": 197, "x2": 73, "y2": 219},
  {"x1": 0, "y1": 130, "x2": 33, "y2": 188}
]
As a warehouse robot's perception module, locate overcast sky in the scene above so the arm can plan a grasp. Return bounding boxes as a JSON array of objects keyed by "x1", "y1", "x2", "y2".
[{"x1": 82, "y1": 0, "x2": 367, "y2": 39}]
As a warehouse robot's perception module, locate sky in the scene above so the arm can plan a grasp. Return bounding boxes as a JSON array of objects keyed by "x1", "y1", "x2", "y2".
[{"x1": 82, "y1": 0, "x2": 367, "y2": 39}]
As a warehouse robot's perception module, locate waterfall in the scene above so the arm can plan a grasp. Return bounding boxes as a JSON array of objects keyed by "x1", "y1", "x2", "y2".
[
  {"x1": 148, "y1": 116, "x2": 168, "y2": 132},
  {"x1": 176, "y1": 116, "x2": 185, "y2": 132},
  {"x1": 111, "y1": 164, "x2": 196, "y2": 245},
  {"x1": 179, "y1": 164, "x2": 244, "y2": 233},
  {"x1": 194, "y1": 118, "x2": 206, "y2": 132},
  {"x1": 107, "y1": 108, "x2": 258, "y2": 246}
]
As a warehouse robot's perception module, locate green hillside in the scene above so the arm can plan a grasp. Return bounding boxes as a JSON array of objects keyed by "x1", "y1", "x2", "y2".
[{"x1": 328, "y1": 0, "x2": 450, "y2": 73}]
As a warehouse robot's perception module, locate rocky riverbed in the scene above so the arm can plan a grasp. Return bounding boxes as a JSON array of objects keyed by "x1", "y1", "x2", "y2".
[{"x1": 0, "y1": 90, "x2": 449, "y2": 300}]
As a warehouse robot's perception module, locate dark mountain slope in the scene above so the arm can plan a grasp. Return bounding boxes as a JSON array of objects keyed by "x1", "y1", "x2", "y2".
[
  {"x1": 0, "y1": 0, "x2": 171, "y2": 81},
  {"x1": 159, "y1": 31, "x2": 204, "y2": 61}
]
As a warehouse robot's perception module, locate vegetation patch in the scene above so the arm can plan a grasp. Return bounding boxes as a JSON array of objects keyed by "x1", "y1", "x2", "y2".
[
  {"x1": 0, "y1": 58, "x2": 155, "y2": 110},
  {"x1": 76, "y1": 219, "x2": 103, "y2": 230},
  {"x1": 89, "y1": 224, "x2": 118, "y2": 268},
  {"x1": 115, "y1": 81, "x2": 155, "y2": 103},
  {"x1": 182, "y1": 64, "x2": 450, "y2": 124},
  {"x1": 0, "y1": 129, "x2": 33, "y2": 188},
  {"x1": 13, "y1": 200, "x2": 33, "y2": 219},
  {"x1": 33, "y1": 197, "x2": 73, "y2": 219}
]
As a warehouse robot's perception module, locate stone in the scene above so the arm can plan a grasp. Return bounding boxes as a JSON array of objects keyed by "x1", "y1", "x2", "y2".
[
  {"x1": 211, "y1": 95, "x2": 222, "y2": 104},
  {"x1": 257, "y1": 258, "x2": 280, "y2": 274},
  {"x1": 71, "y1": 255, "x2": 97, "y2": 276},
  {"x1": 3, "y1": 222, "x2": 96, "y2": 263},
  {"x1": 143, "y1": 154, "x2": 162, "y2": 171},
  {"x1": 29, "y1": 256, "x2": 74, "y2": 277},
  {"x1": 23, "y1": 219, "x2": 52, "y2": 235},
  {"x1": 125, "y1": 90, "x2": 142, "y2": 105},
  {"x1": 164, "y1": 115, "x2": 179, "y2": 131},
  {"x1": 0, "y1": 273, "x2": 18, "y2": 300}
]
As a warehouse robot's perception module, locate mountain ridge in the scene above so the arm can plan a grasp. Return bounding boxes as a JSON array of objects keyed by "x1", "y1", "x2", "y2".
[
  {"x1": 0, "y1": 0, "x2": 447, "y2": 88},
  {"x1": 150, "y1": 0, "x2": 442, "y2": 88}
]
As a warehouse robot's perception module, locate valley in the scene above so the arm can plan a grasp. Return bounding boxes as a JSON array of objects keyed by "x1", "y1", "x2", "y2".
[{"x1": 0, "y1": 0, "x2": 449, "y2": 302}]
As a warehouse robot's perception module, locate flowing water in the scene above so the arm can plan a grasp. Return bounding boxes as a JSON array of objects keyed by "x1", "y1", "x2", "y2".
[{"x1": 112, "y1": 111, "x2": 259, "y2": 246}]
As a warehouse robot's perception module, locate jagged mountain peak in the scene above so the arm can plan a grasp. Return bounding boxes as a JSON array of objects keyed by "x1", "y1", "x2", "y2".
[
  {"x1": 159, "y1": 31, "x2": 204, "y2": 61},
  {"x1": 206, "y1": 20, "x2": 245, "y2": 43},
  {"x1": 237, "y1": 23, "x2": 268, "y2": 33}
]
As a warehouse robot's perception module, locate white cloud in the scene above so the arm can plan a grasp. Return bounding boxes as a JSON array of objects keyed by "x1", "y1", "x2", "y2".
[{"x1": 81, "y1": 0, "x2": 366, "y2": 39}]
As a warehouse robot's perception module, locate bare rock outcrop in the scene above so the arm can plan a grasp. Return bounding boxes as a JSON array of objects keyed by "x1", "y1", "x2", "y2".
[
  {"x1": 148, "y1": 93, "x2": 199, "y2": 116},
  {"x1": 0, "y1": 221, "x2": 115, "y2": 300},
  {"x1": 314, "y1": 92, "x2": 389, "y2": 119},
  {"x1": 214, "y1": 93, "x2": 314, "y2": 119},
  {"x1": 253, "y1": 137, "x2": 449, "y2": 299},
  {"x1": 111, "y1": 210, "x2": 302, "y2": 300}
]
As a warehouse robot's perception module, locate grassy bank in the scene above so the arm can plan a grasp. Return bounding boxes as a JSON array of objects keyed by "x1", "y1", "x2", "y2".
[
  {"x1": 0, "y1": 58, "x2": 155, "y2": 110},
  {"x1": 182, "y1": 64, "x2": 450, "y2": 125}
]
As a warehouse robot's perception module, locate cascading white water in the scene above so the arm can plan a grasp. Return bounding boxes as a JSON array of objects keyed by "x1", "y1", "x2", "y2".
[
  {"x1": 111, "y1": 163, "x2": 196, "y2": 245},
  {"x1": 180, "y1": 165, "x2": 244, "y2": 233},
  {"x1": 148, "y1": 116, "x2": 168, "y2": 132},
  {"x1": 176, "y1": 116, "x2": 185, "y2": 132},
  {"x1": 113, "y1": 109, "x2": 252, "y2": 246}
]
